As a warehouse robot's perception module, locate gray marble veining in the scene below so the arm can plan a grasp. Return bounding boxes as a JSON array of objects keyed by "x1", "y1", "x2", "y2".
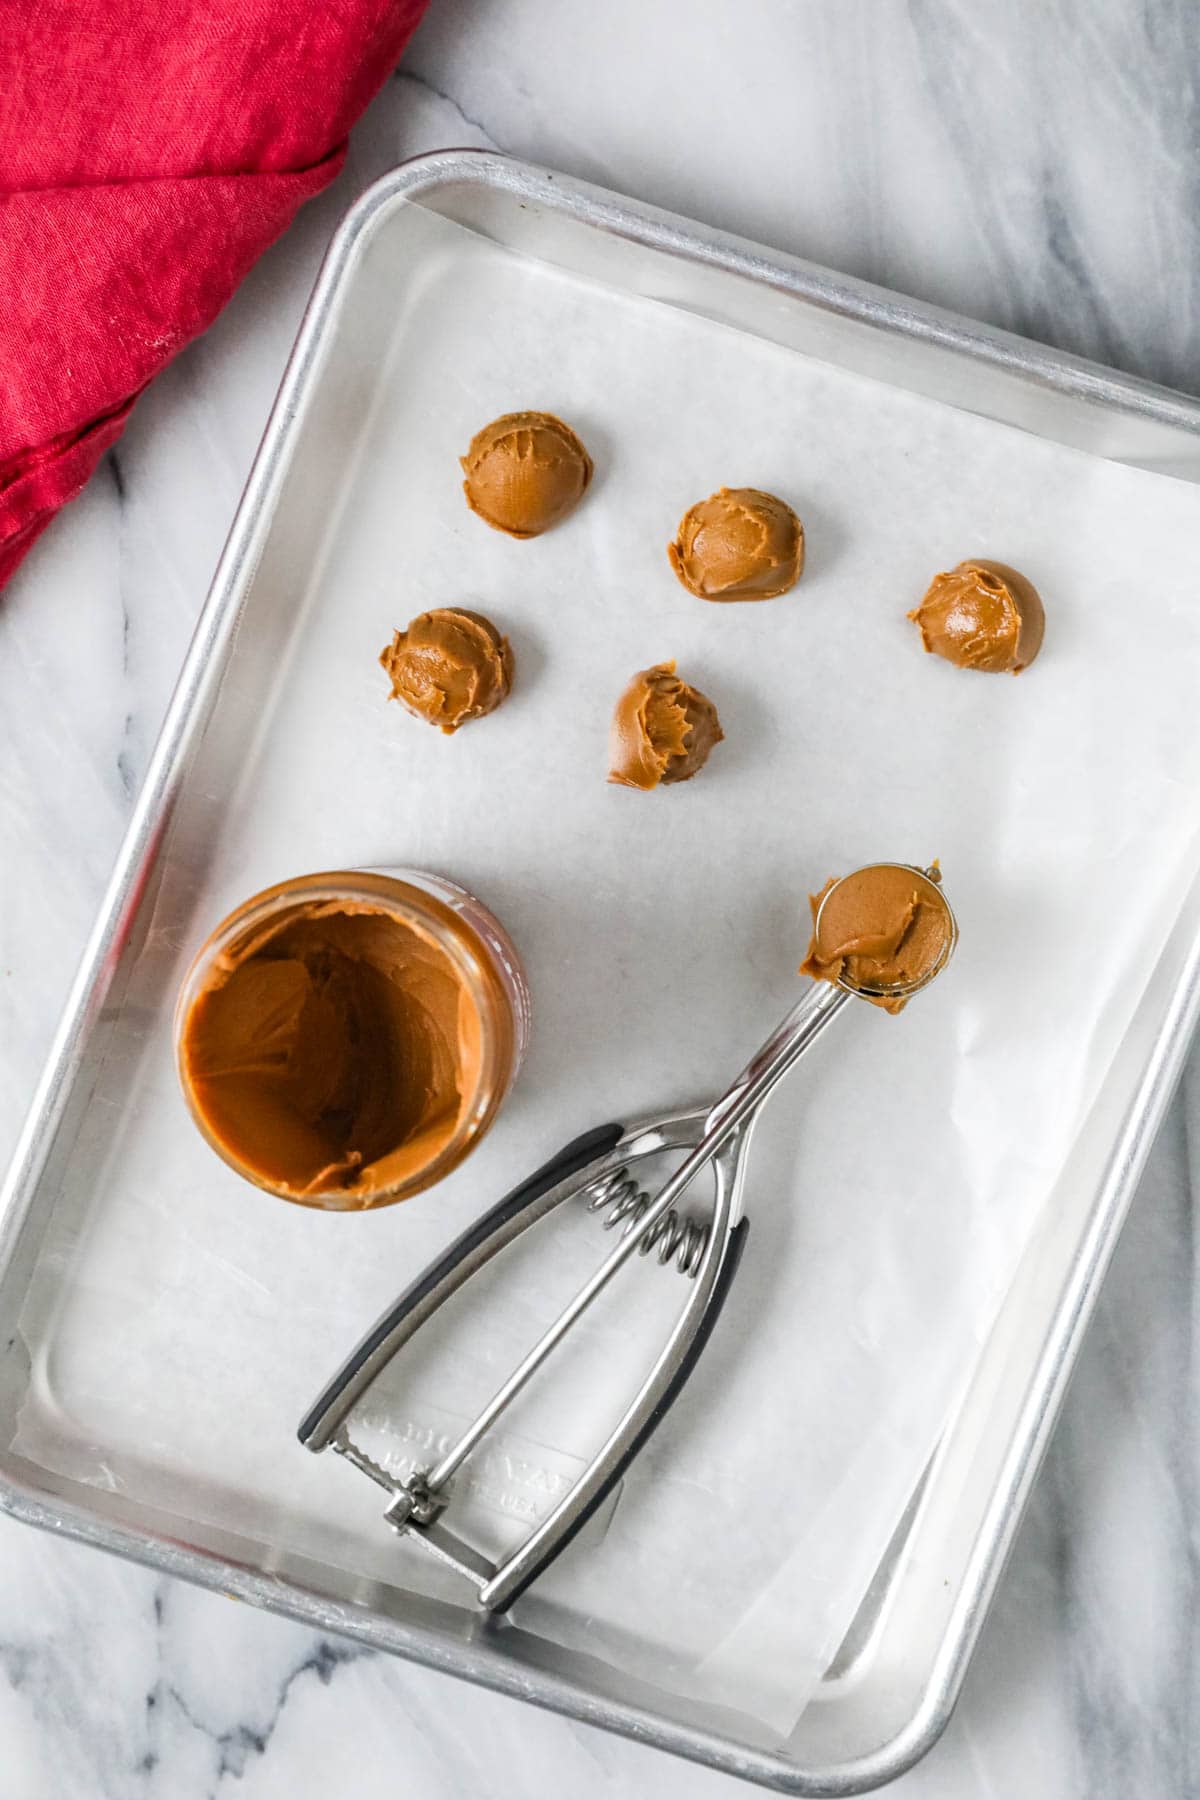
[{"x1": 3, "y1": 5, "x2": 1200, "y2": 1794}]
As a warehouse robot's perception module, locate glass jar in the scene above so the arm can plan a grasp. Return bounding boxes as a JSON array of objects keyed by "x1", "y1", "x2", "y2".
[{"x1": 175, "y1": 868, "x2": 529, "y2": 1211}]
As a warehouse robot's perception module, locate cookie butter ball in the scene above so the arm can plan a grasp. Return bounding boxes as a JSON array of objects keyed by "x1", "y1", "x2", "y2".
[
  {"x1": 801, "y1": 863, "x2": 955, "y2": 1014},
  {"x1": 608, "y1": 661, "x2": 724, "y2": 790},
  {"x1": 379, "y1": 608, "x2": 513, "y2": 734},
  {"x1": 668, "y1": 487, "x2": 804, "y2": 600},
  {"x1": 461, "y1": 411, "x2": 593, "y2": 537},
  {"x1": 908, "y1": 559, "x2": 1045, "y2": 674}
]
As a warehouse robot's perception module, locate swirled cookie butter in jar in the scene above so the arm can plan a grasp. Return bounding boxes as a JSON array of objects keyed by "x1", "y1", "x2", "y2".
[{"x1": 175, "y1": 871, "x2": 529, "y2": 1210}]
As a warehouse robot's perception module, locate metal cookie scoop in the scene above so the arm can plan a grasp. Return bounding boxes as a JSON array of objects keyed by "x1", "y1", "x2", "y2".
[{"x1": 299, "y1": 863, "x2": 957, "y2": 1610}]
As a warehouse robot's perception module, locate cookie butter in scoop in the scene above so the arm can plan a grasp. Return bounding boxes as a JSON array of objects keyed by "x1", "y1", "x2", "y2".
[
  {"x1": 801, "y1": 863, "x2": 954, "y2": 1013},
  {"x1": 461, "y1": 411, "x2": 592, "y2": 537},
  {"x1": 176, "y1": 872, "x2": 528, "y2": 1208},
  {"x1": 668, "y1": 487, "x2": 804, "y2": 600},
  {"x1": 608, "y1": 661, "x2": 724, "y2": 789},
  {"x1": 908, "y1": 559, "x2": 1044, "y2": 674},
  {"x1": 380, "y1": 608, "x2": 513, "y2": 734}
]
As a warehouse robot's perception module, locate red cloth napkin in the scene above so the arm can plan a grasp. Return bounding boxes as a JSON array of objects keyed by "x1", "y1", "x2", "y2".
[{"x1": 0, "y1": 0, "x2": 428, "y2": 589}]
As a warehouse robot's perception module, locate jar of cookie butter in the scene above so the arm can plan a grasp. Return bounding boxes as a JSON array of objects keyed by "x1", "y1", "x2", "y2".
[{"x1": 174, "y1": 869, "x2": 529, "y2": 1210}]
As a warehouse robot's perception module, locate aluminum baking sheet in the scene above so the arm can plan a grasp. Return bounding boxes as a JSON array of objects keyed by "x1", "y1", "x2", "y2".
[{"x1": 4, "y1": 152, "x2": 1200, "y2": 1793}]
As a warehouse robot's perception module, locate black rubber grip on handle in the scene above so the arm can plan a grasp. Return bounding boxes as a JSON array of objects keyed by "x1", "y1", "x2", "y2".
[
  {"x1": 491, "y1": 1214, "x2": 750, "y2": 1613},
  {"x1": 298, "y1": 1121, "x2": 625, "y2": 1447}
]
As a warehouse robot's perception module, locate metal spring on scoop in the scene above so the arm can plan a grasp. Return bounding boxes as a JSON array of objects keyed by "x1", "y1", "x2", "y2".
[{"x1": 584, "y1": 1168, "x2": 710, "y2": 1278}]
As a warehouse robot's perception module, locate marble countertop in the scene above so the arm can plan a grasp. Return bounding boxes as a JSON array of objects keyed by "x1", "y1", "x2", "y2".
[{"x1": 3, "y1": 4, "x2": 1198, "y2": 1795}]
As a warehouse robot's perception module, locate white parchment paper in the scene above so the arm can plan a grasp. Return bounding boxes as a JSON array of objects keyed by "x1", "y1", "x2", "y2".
[{"x1": 14, "y1": 210, "x2": 1200, "y2": 1733}]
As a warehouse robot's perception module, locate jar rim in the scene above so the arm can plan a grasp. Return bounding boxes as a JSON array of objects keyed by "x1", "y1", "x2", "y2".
[{"x1": 175, "y1": 869, "x2": 522, "y2": 1210}]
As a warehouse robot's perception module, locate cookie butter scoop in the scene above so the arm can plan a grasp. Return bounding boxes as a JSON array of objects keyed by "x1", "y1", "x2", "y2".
[
  {"x1": 908, "y1": 559, "x2": 1045, "y2": 674},
  {"x1": 380, "y1": 608, "x2": 513, "y2": 734},
  {"x1": 668, "y1": 487, "x2": 804, "y2": 600},
  {"x1": 801, "y1": 863, "x2": 956, "y2": 1013},
  {"x1": 461, "y1": 411, "x2": 593, "y2": 537},
  {"x1": 608, "y1": 661, "x2": 724, "y2": 790}
]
